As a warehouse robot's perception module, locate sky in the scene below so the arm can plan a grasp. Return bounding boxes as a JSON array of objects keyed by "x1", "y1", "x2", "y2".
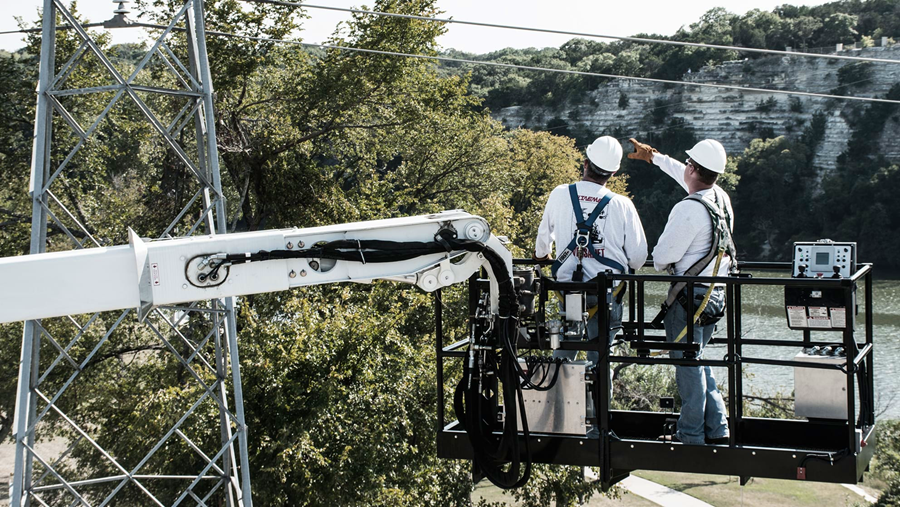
[{"x1": 1, "y1": 0, "x2": 830, "y2": 54}]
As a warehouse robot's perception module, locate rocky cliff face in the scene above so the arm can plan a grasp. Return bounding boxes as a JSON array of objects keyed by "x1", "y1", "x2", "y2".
[{"x1": 495, "y1": 45, "x2": 900, "y2": 172}]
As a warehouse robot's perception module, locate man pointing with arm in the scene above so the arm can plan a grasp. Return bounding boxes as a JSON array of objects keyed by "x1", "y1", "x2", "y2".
[{"x1": 628, "y1": 137, "x2": 737, "y2": 446}]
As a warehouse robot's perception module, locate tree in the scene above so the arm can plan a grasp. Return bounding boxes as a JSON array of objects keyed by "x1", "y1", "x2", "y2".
[
  {"x1": 0, "y1": 50, "x2": 37, "y2": 447},
  {"x1": 733, "y1": 9, "x2": 784, "y2": 50},
  {"x1": 560, "y1": 38, "x2": 606, "y2": 66},
  {"x1": 733, "y1": 136, "x2": 815, "y2": 259},
  {"x1": 1, "y1": 1, "x2": 634, "y2": 504},
  {"x1": 785, "y1": 16, "x2": 823, "y2": 49},
  {"x1": 816, "y1": 13, "x2": 860, "y2": 46}
]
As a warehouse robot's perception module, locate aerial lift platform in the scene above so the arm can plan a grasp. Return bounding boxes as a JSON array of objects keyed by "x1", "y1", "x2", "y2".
[
  {"x1": 2, "y1": 213, "x2": 875, "y2": 495},
  {"x1": 437, "y1": 247, "x2": 875, "y2": 489}
]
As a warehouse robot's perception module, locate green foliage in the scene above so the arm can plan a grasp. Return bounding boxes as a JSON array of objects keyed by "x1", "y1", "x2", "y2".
[
  {"x1": 503, "y1": 465, "x2": 607, "y2": 507},
  {"x1": 0, "y1": 1, "x2": 601, "y2": 503},
  {"x1": 0, "y1": 4, "x2": 131, "y2": 450},
  {"x1": 801, "y1": 110, "x2": 828, "y2": 148},
  {"x1": 873, "y1": 420, "x2": 900, "y2": 506},
  {"x1": 821, "y1": 12, "x2": 860, "y2": 45},
  {"x1": 877, "y1": 480, "x2": 900, "y2": 507},
  {"x1": 611, "y1": 360, "x2": 678, "y2": 412},
  {"x1": 734, "y1": 136, "x2": 816, "y2": 259},
  {"x1": 236, "y1": 284, "x2": 472, "y2": 505},
  {"x1": 650, "y1": 98, "x2": 671, "y2": 126},
  {"x1": 733, "y1": 9, "x2": 783, "y2": 50}
]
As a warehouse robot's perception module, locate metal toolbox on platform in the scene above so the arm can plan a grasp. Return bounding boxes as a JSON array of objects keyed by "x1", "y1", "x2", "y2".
[
  {"x1": 516, "y1": 360, "x2": 593, "y2": 435},
  {"x1": 794, "y1": 347, "x2": 849, "y2": 420}
]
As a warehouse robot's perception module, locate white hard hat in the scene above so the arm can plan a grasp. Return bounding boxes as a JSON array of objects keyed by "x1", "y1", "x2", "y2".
[
  {"x1": 686, "y1": 139, "x2": 727, "y2": 174},
  {"x1": 585, "y1": 136, "x2": 623, "y2": 173}
]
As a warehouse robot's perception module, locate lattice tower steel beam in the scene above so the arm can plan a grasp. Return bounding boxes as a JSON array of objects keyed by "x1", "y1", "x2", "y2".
[{"x1": 10, "y1": 0, "x2": 252, "y2": 505}]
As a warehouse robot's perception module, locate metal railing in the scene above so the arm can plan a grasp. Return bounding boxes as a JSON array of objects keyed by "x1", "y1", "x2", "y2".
[{"x1": 435, "y1": 259, "x2": 876, "y2": 486}]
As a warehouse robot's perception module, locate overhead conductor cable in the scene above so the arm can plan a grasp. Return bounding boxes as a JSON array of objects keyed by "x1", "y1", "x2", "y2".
[
  {"x1": 245, "y1": 0, "x2": 900, "y2": 65},
  {"x1": 206, "y1": 30, "x2": 900, "y2": 106},
  {"x1": 7, "y1": 4, "x2": 900, "y2": 105}
]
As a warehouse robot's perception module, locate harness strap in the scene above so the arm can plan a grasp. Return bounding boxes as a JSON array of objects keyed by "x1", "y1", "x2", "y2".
[
  {"x1": 551, "y1": 185, "x2": 625, "y2": 277},
  {"x1": 662, "y1": 188, "x2": 736, "y2": 309},
  {"x1": 651, "y1": 188, "x2": 737, "y2": 330}
]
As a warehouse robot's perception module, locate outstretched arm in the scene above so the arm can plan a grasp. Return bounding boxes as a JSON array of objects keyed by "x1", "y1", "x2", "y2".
[
  {"x1": 627, "y1": 138, "x2": 689, "y2": 193},
  {"x1": 652, "y1": 153, "x2": 689, "y2": 193}
]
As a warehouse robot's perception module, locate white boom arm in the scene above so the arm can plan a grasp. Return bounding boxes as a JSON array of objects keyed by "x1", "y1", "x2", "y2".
[{"x1": 0, "y1": 210, "x2": 512, "y2": 324}]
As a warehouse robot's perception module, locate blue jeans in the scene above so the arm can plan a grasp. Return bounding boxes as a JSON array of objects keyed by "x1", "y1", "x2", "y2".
[{"x1": 666, "y1": 286, "x2": 729, "y2": 445}]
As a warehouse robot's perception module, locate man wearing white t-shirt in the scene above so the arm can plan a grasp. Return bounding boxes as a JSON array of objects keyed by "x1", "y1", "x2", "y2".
[
  {"x1": 534, "y1": 136, "x2": 648, "y2": 366},
  {"x1": 628, "y1": 137, "x2": 735, "y2": 446}
]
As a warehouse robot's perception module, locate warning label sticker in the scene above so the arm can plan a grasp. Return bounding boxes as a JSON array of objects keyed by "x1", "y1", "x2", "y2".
[
  {"x1": 807, "y1": 306, "x2": 831, "y2": 328},
  {"x1": 151, "y1": 263, "x2": 161, "y2": 286},
  {"x1": 787, "y1": 306, "x2": 807, "y2": 328},
  {"x1": 830, "y1": 307, "x2": 847, "y2": 328}
]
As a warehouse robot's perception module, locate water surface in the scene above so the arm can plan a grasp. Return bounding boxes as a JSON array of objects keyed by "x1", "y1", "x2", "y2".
[{"x1": 624, "y1": 269, "x2": 900, "y2": 419}]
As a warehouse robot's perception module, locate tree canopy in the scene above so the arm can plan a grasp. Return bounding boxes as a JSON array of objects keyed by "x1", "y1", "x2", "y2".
[{"x1": 0, "y1": 1, "x2": 622, "y2": 505}]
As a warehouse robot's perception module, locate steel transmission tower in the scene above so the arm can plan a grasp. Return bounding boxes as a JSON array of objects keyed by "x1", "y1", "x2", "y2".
[{"x1": 11, "y1": 0, "x2": 252, "y2": 505}]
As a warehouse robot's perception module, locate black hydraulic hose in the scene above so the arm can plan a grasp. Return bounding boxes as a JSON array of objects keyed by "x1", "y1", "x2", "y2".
[
  {"x1": 220, "y1": 227, "x2": 533, "y2": 488},
  {"x1": 799, "y1": 449, "x2": 848, "y2": 467},
  {"x1": 439, "y1": 231, "x2": 532, "y2": 489},
  {"x1": 521, "y1": 356, "x2": 566, "y2": 392},
  {"x1": 223, "y1": 239, "x2": 448, "y2": 264}
]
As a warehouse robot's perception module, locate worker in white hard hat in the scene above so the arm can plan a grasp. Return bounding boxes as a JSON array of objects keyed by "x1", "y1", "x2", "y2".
[
  {"x1": 534, "y1": 136, "x2": 648, "y2": 370},
  {"x1": 628, "y1": 137, "x2": 737, "y2": 446}
]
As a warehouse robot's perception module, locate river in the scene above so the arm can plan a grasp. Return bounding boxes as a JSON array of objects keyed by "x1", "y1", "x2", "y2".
[{"x1": 626, "y1": 269, "x2": 900, "y2": 420}]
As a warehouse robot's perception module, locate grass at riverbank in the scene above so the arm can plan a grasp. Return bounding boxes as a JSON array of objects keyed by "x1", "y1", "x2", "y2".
[
  {"x1": 473, "y1": 480, "x2": 657, "y2": 506},
  {"x1": 472, "y1": 470, "x2": 881, "y2": 506},
  {"x1": 634, "y1": 470, "x2": 878, "y2": 507}
]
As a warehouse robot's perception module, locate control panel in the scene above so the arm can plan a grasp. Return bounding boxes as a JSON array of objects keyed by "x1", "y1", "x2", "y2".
[
  {"x1": 792, "y1": 239, "x2": 856, "y2": 279},
  {"x1": 785, "y1": 240, "x2": 857, "y2": 331}
]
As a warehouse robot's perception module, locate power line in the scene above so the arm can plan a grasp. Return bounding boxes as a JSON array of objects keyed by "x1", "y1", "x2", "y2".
[
  {"x1": 201, "y1": 29, "x2": 900, "y2": 106},
  {"x1": 6, "y1": 16, "x2": 897, "y2": 105},
  {"x1": 0, "y1": 23, "x2": 106, "y2": 36},
  {"x1": 243, "y1": 0, "x2": 900, "y2": 66}
]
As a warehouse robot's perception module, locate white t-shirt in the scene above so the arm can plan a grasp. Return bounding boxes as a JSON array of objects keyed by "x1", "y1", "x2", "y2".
[
  {"x1": 650, "y1": 153, "x2": 735, "y2": 278},
  {"x1": 535, "y1": 181, "x2": 648, "y2": 282}
]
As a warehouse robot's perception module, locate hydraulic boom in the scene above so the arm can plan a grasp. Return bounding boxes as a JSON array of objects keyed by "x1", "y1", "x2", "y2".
[{"x1": 0, "y1": 210, "x2": 511, "y2": 324}]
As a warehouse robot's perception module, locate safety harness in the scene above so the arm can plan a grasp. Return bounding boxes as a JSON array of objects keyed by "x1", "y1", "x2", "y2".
[
  {"x1": 652, "y1": 187, "x2": 737, "y2": 343},
  {"x1": 550, "y1": 184, "x2": 631, "y2": 320},
  {"x1": 551, "y1": 184, "x2": 627, "y2": 281}
]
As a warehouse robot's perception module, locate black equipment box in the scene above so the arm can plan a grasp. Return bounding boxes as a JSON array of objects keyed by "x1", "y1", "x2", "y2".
[{"x1": 784, "y1": 285, "x2": 855, "y2": 330}]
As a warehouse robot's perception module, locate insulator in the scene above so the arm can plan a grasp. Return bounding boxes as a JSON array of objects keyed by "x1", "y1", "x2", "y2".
[{"x1": 113, "y1": 1, "x2": 131, "y2": 15}]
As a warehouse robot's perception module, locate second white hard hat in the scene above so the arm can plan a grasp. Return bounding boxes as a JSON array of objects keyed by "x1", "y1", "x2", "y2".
[
  {"x1": 585, "y1": 136, "x2": 623, "y2": 173},
  {"x1": 686, "y1": 139, "x2": 727, "y2": 174}
]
